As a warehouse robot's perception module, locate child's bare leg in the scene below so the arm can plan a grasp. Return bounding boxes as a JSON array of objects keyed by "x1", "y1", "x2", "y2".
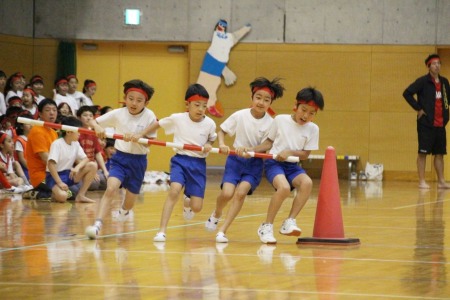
[
  {"x1": 266, "y1": 175, "x2": 291, "y2": 224},
  {"x1": 189, "y1": 196, "x2": 203, "y2": 213},
  {"x1": 8, "y1": 176, "x2": 23, "y2": 187},
  {"x1": 218, "y1": 182, "x2": 251, "y2": 233},
  {"x1": 96, "y1": 177, "x2": 122, "y2": 221},
  {"x1": 158, "y1": 182, "x2": 183, "y2": 233},
  {"x1": 214, "y1": 183, "x2": 235, "y2": 218},
  {"x1": 51, "y1": 185, "x2": 69, "y2": 203},
  {"x1": 289, "y1": 174, "x2": 313, "y2": 218},
  {"x1": 121, "y1": 190, "x2": 138, "y2": 211},
  {"x1": 74, "y1": 162, "x2": 97, "y2": 203}
]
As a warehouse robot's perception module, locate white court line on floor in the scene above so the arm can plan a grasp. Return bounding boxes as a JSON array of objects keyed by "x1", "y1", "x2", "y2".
[
  {"x1": 0, "y1": 282, "x2": 446, "y2": 299},
  {"x1": 393, "y1": 198, "x2": 450, "y2": 210},
  {"x1": 0, "y1": 212, "x2": 266, "y2": 253}
]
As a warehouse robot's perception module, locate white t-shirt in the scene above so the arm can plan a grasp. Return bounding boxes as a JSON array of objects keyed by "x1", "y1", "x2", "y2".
[
  {"x1": 220, "y1": 108, "x2": 273, "y2": 148},
  {"x1": 14, "y1": 135, "x2": 27, "y2": 153},
  {"x1": 47, "y1": 138, "x2": 87, "y2": 172},
  {"x1": 0, "y1": 152, "x2": 14, "y2": 174},
  {"x1": 68, "y1": 91, "x2": 88, "y2": 110},
  {"x1": 68, "y1": 91, "x2": 93, "y2": 109},
  {"x1": 23, "y1": 105, "x2": 38, "y2": 116},
  {"x1": 54, "y1": 94, "x2": 78, "y2": 115},
  {"x1": 266, "y1": 115, "x2": 319, "y2": 156},
  {"x1": 0, "y1": 93, "x2": 6, "y2": 115},
  {"x1": 159, "y1": 112, "x2": 217, "y2": 158},
  {"x1": 207, "y1": 31, "x2": 235, "y2": 63},
  {"x1": 36, "y1": 95, "x2": 46, "y2": 104},
  {"x1": 5, "y1": 90, "x2": 23, "y2": 107},
  {"x1": 96, "y1": 107, "x2": 157, "y2": 155}
]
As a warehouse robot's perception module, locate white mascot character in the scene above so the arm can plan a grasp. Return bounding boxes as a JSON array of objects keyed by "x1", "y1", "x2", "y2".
[{"x1": 197, "y1": 19, "x2": 251, "y2": 117}]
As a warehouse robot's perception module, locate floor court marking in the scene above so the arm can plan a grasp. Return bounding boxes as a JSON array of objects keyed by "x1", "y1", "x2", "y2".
[
  {"x1": 393, "y1": 198, "x2": 450, "y2": 209},
  {"x1": 0, "y1": 212, "x2": 266, "y2": 253},
  {"x1": 0, "y1": 282, "x2": 446, "y2": 299}
]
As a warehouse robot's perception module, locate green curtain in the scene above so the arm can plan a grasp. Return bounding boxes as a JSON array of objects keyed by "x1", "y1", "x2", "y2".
[{"x1": 56, "y1": 41, "x2": 76, "y2": 77}]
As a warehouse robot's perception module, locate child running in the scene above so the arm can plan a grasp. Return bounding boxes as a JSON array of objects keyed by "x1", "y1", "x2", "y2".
[
  {"x1": 247, "y1": 87, "x2": 324, "y2": 244},
  {"x1": 85, "y1": 79, "x2": 157, "y2": 239},
  {"x1": 204, "y1": 77, "x2": 284, "y2": 243},
  {"x1": 133, "y1": 83, "x2": 217, "y2": 242}
]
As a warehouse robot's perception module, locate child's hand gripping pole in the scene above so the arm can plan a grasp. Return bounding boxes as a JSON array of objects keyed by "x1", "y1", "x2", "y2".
[{"x1": 17, "y1": 117, "x2": 299, "y2": 163}]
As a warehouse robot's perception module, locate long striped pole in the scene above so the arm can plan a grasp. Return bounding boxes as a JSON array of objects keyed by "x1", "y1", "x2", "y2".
[{"x1": 17, "y1": 117, "x2": 300, "y2": 163}]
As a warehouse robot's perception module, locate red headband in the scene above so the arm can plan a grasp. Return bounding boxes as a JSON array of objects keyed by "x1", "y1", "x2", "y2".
[
  {"x1": 23, "y1": 87, "x2": 36, "y2": 97},
  {"x1": 11, "y1": 76, "x2": 22, "y2": 83},
  {"x1": 297, "y1": 100, "x2": 320, "y2": 111},
  {"x1": 86, "y1": 82, "x2": 96, "y2": 88},
  {"x1": 186, "y1": 94, "x2": 208, "y2": 102},
  {"x1": 55, "y1": 78, "x2": 68, "y2": 86},
  {"x1": 126, "y1": 88, "x2": 148, "y2": 100},
  {"x1": 427, "y1": 58, "x2": 440, "y2": 67},
  {"x1": 252, "y1": 87, "x2": 275, "y2": 98},
  {"x1": 66, "y1": 75, "x2": 77, "y2": 80},
  {"x1": 31, "y1": 76, "x2": 43, "y2": 84},
  {"x1": 8, "y1": 97, "x2": 22, "y2": 105}
]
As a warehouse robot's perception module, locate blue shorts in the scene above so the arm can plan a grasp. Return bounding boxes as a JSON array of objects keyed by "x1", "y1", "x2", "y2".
[
  {"x1": 170, "y1": 154, "x2": 206, "y2": 198},
  {"x1": 45, "y1": 170, "x2": 75, "y2": 190},
  {"x1": 200, "y1": 52, "x2": 226, "y2": 76},
  {"x1": 222, "y1": 156, "x2": 263, "y2": 194},
  {"x1": 109, "y1": 150, "x2": 147, "y2": 194},
  {"x1": 264, "y1": 159, "x2": 306, "y2": 188}
]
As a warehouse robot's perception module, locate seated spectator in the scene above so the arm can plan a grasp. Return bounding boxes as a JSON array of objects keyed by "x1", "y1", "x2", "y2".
[
  {"x1": 30, "y1": 75, "x2": 46, "y2": 104},
  {"x1": 0, "y1": 132, "x2": 32, "y2": 191},
  {"x1": 53, "y1": 77, "x2": 77, "y2": 115},
  {"x1": 21, "y1": 86, "x2": 39, "y2": 119},
  {"x1": 26, "y1": 98, "x2": 58, "y2": 198},
  {"x1": 77, "y1": 106, "x2": 108, "y2": 190},
  {"x1": 46, "y1": 116, "x2": 97, "y2": 203}
]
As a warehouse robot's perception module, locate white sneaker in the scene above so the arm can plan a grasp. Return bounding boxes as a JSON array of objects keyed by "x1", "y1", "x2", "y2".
[
  {"x1": 20, "y1": 185, "x2": 34, "y2": 192},
  {"x1": 183, "y1": 207, "x2": 194, "y2": 220},
  {"x1": 5, "y1": 186, "x2": 26, "y2": 194},
  {"x1": 257, "y1": 223, "x2": 277, "y2": 244},
  {"x1": 113, "y1": 208, "x2": 132, "y2": 222},
  {"x1": 215, "y1": 231, "x2": 228, "y2": 243},
  {"x1": 154, "y1": 232, "x2": 166, "y2": 242},
  {"x1": 183, "y1": 195, "x2": 195, "y2": 220},
  {"x1": 205, "y1": 211, "x2": 220, "y2": 231},
  {"x1": 257, "y1": 244, "x2": 276, "y2": 264},
  {"x1": 85, "y1": 225, "x2": 100, "y2": 240},
  {"x1": 279, "y1": 218, "x2": 302, "y2": 236}
]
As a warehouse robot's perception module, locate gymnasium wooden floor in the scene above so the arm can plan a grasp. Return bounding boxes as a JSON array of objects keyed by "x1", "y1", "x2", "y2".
[{"x1": 0, "y1": 174, "x2": 449, "y2": 299}]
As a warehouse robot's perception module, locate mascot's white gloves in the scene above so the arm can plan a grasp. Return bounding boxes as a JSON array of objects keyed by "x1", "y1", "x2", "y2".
[{"x1": 222, "y1": 66, "x2": 237, "y2": 86}]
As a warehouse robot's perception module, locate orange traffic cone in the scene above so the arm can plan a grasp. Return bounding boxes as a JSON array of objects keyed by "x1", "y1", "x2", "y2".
[{"x1": 297, "y1": 146, "x2": 360, "y2": 246}]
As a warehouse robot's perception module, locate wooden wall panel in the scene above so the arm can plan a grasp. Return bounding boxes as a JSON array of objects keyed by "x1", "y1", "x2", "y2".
[
  {"x1": 77, "y1": 43, "x2": 189, "y2": 172},
  {"x1": 370, "y1": 46, "x2": 436, "y2": 113},
  {"x1": 77, "y1": 43, "x2": 122, "y2": 107},
  {"x1": 369, "y1": 112, "x2": 419, "y2": 171},
  {"x1": 0, "y1": 34, "x2": 58, "y2": 98}
]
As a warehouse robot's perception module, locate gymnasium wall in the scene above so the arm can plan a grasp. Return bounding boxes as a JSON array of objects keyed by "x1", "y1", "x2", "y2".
[
  {"x1": 0, "y1": 34, "x2": 58, "y2": 94},
  {"x1": 2, "y1": 33, "x2": 450, "y2": 179}
]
